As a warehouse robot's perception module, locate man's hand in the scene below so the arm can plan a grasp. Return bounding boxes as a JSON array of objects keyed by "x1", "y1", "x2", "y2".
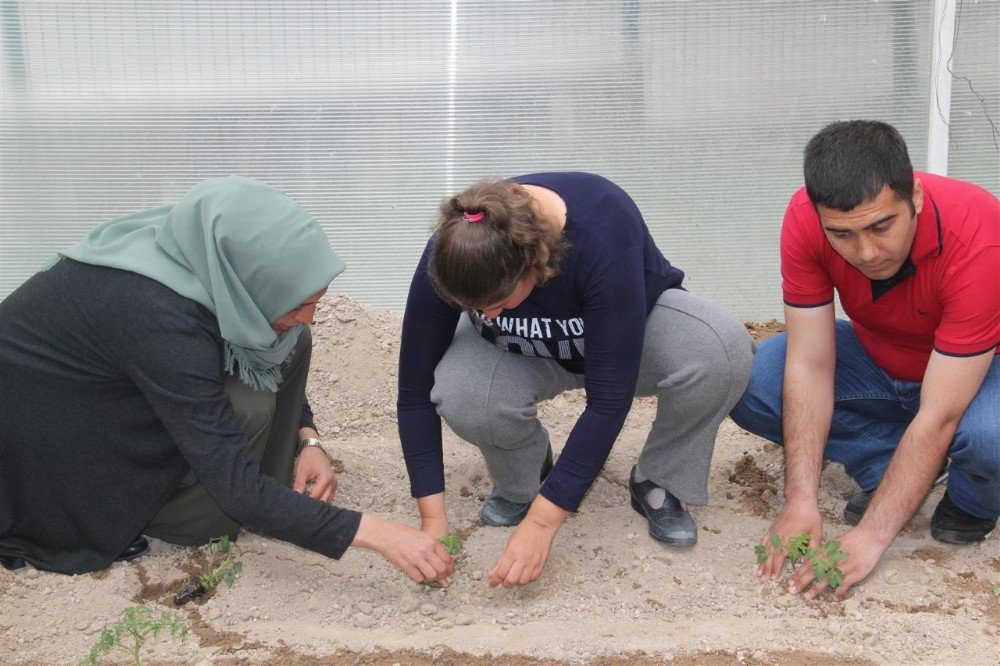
[
  {"x1": 293, "y1": 445, "x2": 338, "y2": 502},
  {"x1": 488, "y1": 495, "x2": 568, "y2": 588},
  {"x1": 786, "y1": 349, "x2": 995, "y2": 599},
  {"x1": 758, "y1": 499, "x2": 823, "y2": 580},
  {"x1": 788, "y1": 527, "x2": 887, "y2": 600},
  {"x1": 352, "y1": 514, "x2": 455, "y2": 586}
]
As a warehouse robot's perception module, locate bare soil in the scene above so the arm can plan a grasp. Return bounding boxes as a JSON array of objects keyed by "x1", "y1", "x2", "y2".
[{"x1": 1, "y1": 296, "x2": 996, "y2": 665}]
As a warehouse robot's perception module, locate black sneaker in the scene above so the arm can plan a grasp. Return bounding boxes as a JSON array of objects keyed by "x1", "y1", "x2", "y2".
[
  {"x1": 480, "y1": 446, "x2": 554, "y2": 528},
  {"x1": 843, "y1": 462, "x2": 950, "y2": 526},
  {"x1": 931, "y1": 492, "x2": 996, "y2": 544},
  {"x1": 843, "y1": 490, "x2": 874, "y2": 526},
  {"x1": 116, "y1": 536, "x2": 149, "y2": 562},
  {"x1": 628, "y1": 465, "x2": 697, "y2": 547},
  {"x1": 0, "y1": 555, "x2": 25, "y2": 571}
]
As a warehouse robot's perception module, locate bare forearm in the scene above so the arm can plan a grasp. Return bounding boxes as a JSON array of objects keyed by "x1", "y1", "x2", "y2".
[
  {"x1": 859, "y1": 414, "x2": 955, "y2": 546},
  {"x1": 781, "y1": 362, "x2": 833, "y2": 502},
  {"x1": 416, "y1": 493, "x2": 448, "y2": 536}
]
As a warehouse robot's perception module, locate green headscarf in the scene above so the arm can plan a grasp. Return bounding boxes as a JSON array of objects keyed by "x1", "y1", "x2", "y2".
[{"x1": 59, "y1": 175, "x2": 345, "y2": 392}]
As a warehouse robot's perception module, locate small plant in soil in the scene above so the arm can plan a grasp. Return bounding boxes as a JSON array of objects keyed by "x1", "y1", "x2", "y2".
[
  {"x1": 172, "y1": 534, "x2": 243, "y2": 605},
  {"x1": 755, "y1": 532, "x2": 850, "y2": 589},
  {"x1": 80, "y1": 605, "x2": 187, "y2": 666},
  {"x1": 422, "y1": 534, "x2": 467, "y2": 586}
]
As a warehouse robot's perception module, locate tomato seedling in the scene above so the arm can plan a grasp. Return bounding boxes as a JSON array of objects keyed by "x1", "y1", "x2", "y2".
[
  {"x1": 173, "y1": 535, "x2": 243, "y2": 605},
  {"x1": 80, "y1": 605, "x2": 187, "y2": 666},
  {"x1": 421, "y1": 533, "x2": 467, "y2": 587},
  {"x1": 755, "y1": 532, "x2": 849, "y2": 589}
]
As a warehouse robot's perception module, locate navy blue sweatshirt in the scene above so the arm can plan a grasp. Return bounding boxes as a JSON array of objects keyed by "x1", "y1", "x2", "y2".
[{"x1": 397, "y1": 173, "x2": 684, "y2": 512}]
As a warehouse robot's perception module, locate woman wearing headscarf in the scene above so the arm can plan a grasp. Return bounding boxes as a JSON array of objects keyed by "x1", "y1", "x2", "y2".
[{"x1": 0, "y1": 176, "x2": 454, "y2": 584}]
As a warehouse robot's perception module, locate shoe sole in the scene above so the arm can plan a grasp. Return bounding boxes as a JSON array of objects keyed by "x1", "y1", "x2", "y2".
[
  {"x1": 629, "y1": 496, "x2": 697, "y2": 547},
  {"x1": 931, "y1": 526, "x2": 994, "y2": 544},
  {"x1": 479, "y1": 510, "x2": 524, "y2": 528},
  {"x1": 116, "y1": 540, "x2": 149, "y2": 562}
]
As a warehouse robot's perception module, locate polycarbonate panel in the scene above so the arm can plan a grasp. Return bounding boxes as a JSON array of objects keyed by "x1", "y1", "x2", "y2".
[
  {"x1": 0, "y1": 1, "x2": 986, "y2": 320},
  {"x1": 947, "y1": 0, "x2": 1000, "y2": 195}
]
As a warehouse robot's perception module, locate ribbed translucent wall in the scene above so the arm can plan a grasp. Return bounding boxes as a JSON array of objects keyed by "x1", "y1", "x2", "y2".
[
  {"x1": 946, "y1": 0, "x2": 1000, "y2": 194},
  {"x1": 1, "y1": 1, "x2": 997, "y2": 319}
]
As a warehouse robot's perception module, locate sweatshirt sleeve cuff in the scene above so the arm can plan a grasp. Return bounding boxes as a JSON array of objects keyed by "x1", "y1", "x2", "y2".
[{"x1": 317, "y1": 507, "x2": 362, "y2": 559}]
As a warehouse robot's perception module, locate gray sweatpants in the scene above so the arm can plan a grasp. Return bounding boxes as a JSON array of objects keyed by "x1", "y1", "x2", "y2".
[
  {"x1": 431, "y1": 289, "x2": 755, "y2": 505},
  {"x1": 144, "y1": 328, "x2": 312, "y2": 545}
]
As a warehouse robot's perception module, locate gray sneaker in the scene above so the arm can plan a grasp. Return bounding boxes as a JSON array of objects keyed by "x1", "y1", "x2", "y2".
[
  {"x1": 628, "y1": 465, "x2": 697, "y2": 546},
  {"x1": 480, "y1": 445, "x2": 554, "y2": 528},
  {"x1": 480, "y1": 492, "x2": 532, "y2": 527}
]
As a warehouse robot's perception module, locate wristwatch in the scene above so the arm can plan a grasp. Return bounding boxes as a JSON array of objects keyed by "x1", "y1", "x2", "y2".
[{"x1": 297, "y1": 437, "x2": 325, "y2": 455}]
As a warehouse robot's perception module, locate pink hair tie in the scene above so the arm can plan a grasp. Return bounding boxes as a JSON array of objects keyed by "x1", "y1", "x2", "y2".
[{"x1": 464, "y1": 211, "x2": 484, "y2": 223}]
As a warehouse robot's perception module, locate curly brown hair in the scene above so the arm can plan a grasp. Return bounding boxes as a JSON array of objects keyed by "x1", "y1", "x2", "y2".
[{"x1": 427, "y1": 178, "x2": 568, "y2": 308}]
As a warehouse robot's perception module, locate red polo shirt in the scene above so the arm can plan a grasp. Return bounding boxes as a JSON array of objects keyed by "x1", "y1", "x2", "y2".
[{"x1": 781, "y1": 172, "x2": 999, "y2": 381}]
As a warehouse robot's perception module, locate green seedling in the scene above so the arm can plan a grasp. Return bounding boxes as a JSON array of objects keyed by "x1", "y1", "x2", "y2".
[
  {"x1": 755, "y1": 532, "x2": 849, "y2": 589},
  {"x1": 422, "y1": 534, "x2": 467, "y2": 587},
  {"x1": 80, "y1": 605, "x2": 187, "y2": 666},
  {"x1": 172, "y1": 534, "x2": 243, "y2": 605}
]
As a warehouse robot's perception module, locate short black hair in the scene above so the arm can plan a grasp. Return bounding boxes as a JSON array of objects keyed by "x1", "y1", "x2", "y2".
[{"x1": 804, "y1": 120, "x2": 914, "y2": 212}]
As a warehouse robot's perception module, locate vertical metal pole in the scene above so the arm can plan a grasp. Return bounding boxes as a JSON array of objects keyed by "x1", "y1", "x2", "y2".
[
  {"x1": 446, "y1": 0, "x2": 458, "y2": 192},
  {"x1": 927, "y1": 0, "x2": 957, "y2": 175}
]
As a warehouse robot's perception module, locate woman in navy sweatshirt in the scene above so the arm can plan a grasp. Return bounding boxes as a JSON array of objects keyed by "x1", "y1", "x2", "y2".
[{"x1": 397, "y1": 173, "x2": 754, "y2": 588}]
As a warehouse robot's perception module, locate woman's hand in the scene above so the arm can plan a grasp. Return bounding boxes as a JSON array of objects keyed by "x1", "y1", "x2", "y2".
[
  {"x1": 293, "y1": 445, "x2": 338, "y2": 502},
  {"x1": 352, "y1": 515, "x2": 455, "y2": 586},
  {"x1": 417, "y1": 493, "x2": 449, "y2": 539},
  {"x1": 488, "y1": 495, "x2": 568, "y2": 588}
]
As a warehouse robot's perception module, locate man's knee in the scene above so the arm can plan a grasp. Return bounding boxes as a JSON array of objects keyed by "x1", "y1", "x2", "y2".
[
  {"x1": 952, "y1": 420, "x2": 1000, "y2": 481},
  {"x1": 729, "y1": 334, "x2": 786, "y2": 437}
]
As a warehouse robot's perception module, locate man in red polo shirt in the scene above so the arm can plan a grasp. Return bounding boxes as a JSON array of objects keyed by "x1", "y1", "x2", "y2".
[{"x1": 731, "y1": 120, "x2": 999, "y2": 599}]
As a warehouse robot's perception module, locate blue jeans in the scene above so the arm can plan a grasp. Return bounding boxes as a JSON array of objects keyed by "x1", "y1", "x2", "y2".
[{"x1": 730, "y1": 320, "x2": 1000, "y2": 519}]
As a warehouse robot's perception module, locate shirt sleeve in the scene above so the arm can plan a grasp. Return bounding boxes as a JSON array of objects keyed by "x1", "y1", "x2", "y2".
[
  {"x1": 120, "y1": 307, "x2": 361, "y2": 559},
  {"x1": 781, "y1": 193, "x2": 835, "y2": 308},
  {"x1": 299, "y1": 398, "x2": 317, "y2": 432},
  {"x1": 538, "y1": 245, "x2": 647, "y2": 512},
  {"x1": 396, "y1": 241, "x2": 461, "y2": 498}
]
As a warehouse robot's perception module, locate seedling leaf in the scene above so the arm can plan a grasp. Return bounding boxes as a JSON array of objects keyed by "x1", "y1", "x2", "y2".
[
  {"x1": 439, "y1": 534, "x2": 462, "y2": 556},
  {"x1": 752, "y1": 532, "x2": 849, "y2": 592},
  {"x1": 785, "y1": 533, "x2": 810, "y2": 564},
  {"x1": 422, "y1": 534, "x2": 468, "y2": 586},
  {"x1": 81, "y1": 605, "x2": 187, "y2": 666},
  {"x1": 827, "y1": 568, "x2": 845, "y2": 588}
]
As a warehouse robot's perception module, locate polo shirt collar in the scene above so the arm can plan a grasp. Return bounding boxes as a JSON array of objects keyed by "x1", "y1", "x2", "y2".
[{"x1": 870, "y1": 195, "x2": 942, "y2": 302}]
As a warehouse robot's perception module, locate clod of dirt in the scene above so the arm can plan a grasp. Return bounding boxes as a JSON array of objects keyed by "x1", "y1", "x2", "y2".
[
  {"x1": 744, "y1": 320, "x2": 786, "y2": 341},
  {"x1": 728, "y1": 453, "x2": 780, "y2": 517},
  {"x1": 173, "y1": 578, "x2": 208, "y2": 605}
]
